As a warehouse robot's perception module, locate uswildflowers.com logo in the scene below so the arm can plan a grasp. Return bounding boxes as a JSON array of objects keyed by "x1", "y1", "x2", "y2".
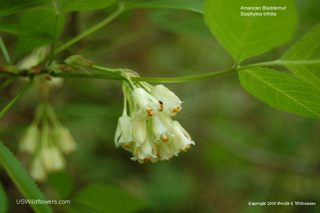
[{"x1": 16, "y1": 199, "x2": 71, "y2": 205}]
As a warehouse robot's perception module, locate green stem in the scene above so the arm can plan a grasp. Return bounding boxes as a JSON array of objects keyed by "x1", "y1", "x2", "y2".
[
  {"x1": 51, "y1": 72, "x2": 122, "y2": 80},
  {"x1": 54, "y1": 4, "x2": 124, "y2": 56},
  {"x1": 0, "y1": 76, "x2": 16, "y2": 91},
  {"x1": 0, "y1": 78, "x2": 33, "y2": 119},
  {"x1": 46, "y1": 103, "x2": 62, "y2": 127},
  {"x1": 49, "y1": 2, "x2": 60, "y2": 65},
  {"x1": 133, "y1": 68, "x2": 236, "y2": 83},
  {"x1": 0, "y1": 35, "x2": 11, "y2": 65},
  {"x1": 49, "y1": 59, "x2": 283, "y2": 83},
  {"x1": 0, "y1": 59, "x2": 285, "y2": 83},
  {"x1": 90, "y1": 64, "x2": 124, "y2": 75}
]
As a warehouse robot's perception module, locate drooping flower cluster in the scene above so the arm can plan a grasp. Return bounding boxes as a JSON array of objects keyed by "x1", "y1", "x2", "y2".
[
  {"x1": 18, "y1": 77, "x2": 76, "y2": 182},
  {"x1": 115, "y1": 81, "x2": 194, "y2": 163}
]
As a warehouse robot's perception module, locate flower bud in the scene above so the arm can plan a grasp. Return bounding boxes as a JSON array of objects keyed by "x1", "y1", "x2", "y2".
[
  {"x1": 30, "y1": 154, "x2": 46, "y2": 182},
  {"x1": 19, "y1": 125, "x2": 39, "y2": 154},
  {"x1": 41, "y1": 146, "x2": 66, "y2": 172},
  {"x1": 172, "y1": 121, "x2": 194, "y2": 151},
  {"x1": 55, "y1": 126, "x2": 77, "y2": 154},
  {"x1": 132, "y1": 119, "x2": 147, "y2": 146},
  {"x1": 16, "y1": 46, "x2": 49, "y2": 70},
  {"x1": 114, "y1": 115, "x2": 133, "y2": 146}
]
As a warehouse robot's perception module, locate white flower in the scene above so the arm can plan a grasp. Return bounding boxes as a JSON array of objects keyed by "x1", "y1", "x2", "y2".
[
  {"x1": 55, "y1": 126, "x2": 77, "y2": 154},
  {"x1": 114, "y1": 115, "x2": 133, "y2": 147},
  {"x1": 131, "y1": 88, "x2": 160, "y2": 119},
  {"x1": 116, "y1": 82, "x2": 195, "y2": 163},
  {"x1": 30, "y1": 154, "x2": 46, "y2": 182},
  {"x1": 172, "y1": 121, "x2": 194, "y2": 151},
  {"x1": 132, "y1": 135, "x2": 158, "y2": 163},
  {"x1": 41, "y1": 146, "x2": 66, "y2": 172},
  {"x1": 132, "y1": 119, "x2": 147, "y2": 146},
  {"x1": 151, "y1": 85, "x2": 182, "y2": 116},
  {"x1": 151, "y1": 113, "x2": 173, "y2": 142},
  {"x1": 157, "y1": 142, "x2": 176, "y2": 161},
  {"x1": 19, "y1": 125, "x2": 39, "y2": 154},
  {"x1": 16, "y1": 46, "x2": 49, "y2": 70}
]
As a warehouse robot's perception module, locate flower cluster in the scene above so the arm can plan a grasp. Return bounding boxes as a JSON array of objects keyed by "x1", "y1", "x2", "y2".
[
  {"x1": 115, "y1": 82, "x2": 194, "y2": 163},
  {"x1": 18, "y1": 77, "x2": 76, "y2": 182}
]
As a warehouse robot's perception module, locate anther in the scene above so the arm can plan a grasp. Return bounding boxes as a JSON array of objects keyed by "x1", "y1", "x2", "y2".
[
  {"x1": 124, "y1": 144, "x2": 132, "y2": 149},
  {"x1": 159, "y1": 100, "x2": 163, "y2": 111},
  {"x1": 162, "y1": 137, "x2": 169, "y2": 142},
  {"x1": 146, "y1": 109, "x2": 154, "y2": 117},
  {"x1": 142, "y1": 158, "x2": 150, "y2": 162},
  {"x1": 173, "y1": 106, "x2": 180, "y2": 113},
  {"x1": 181, "y1": 145, "x2": 191, "y2": 152}
]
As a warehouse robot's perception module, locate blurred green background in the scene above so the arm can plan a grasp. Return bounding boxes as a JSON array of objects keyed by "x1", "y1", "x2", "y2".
[{"x1": 0, "y1": 0, "x2": 320, "y2": 212}]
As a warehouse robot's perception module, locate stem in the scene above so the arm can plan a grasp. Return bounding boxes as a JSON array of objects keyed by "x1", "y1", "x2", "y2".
[
  {"x1": 32, "y1": 102, "x2": 47, "y2": 126},
  {"x1": 90, "y1": 65, "x2": 124, "y2": 75},
  {"x1": 133, "y1": 68, "x2": 236, "y2": 83},
  {"x1": 49, "y1": 2, "x2": 60, "y2": 65},
  {"x1": 51, "y1": 72, "x2": 123, "y2": 80},
  {"x1": 46, "y1": 103, "x2": 62, "y2": 127},
  {"x1": 0, "y1": 35, "x2": 11, "y2": 65},
  {"x1": 0, "y1": 76, "x2": 16, "y2": 91},
  {"x1": 54, "y1": 4, "x2": 124, "y2": 56},
  {"x1": 49, "y1": 59, "x2": 282, "y2": 82},
  {"x1": 122, "y1": 82, "x2": 127, "y2": 116},
  {"x1": 0, "y1": 59, "x2": 285, "y2": 83},
  {"x1": 0, "y1": 78, "x2": 33, "y2": 119}
]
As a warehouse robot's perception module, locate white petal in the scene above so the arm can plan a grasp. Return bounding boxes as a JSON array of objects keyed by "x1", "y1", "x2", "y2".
[
  {"x1": 30, "y1": 154, "x2": 46, "y2": 182},
  {"x1": 132, "y1": 119, "x2": 147, "y2": 145},
  {"x1": 119, "y1": 116, "x2": 133, "y2": 142},
  {"x1": 151, "y1": 85, "x2": 182, "y2": 114},
  {"x1": 58, "y1": 127, "x2": 76, "y2": 154},
  {"x1": 19, "y1": 126, "x2": 39, "y2": 154},
  {"x1": 158, "y1": 142, "x2": 175, "y2": 160},
  {"x1": 172, "y1": 121, "x2": 195, "y2": 150},
  {"x1": 132, "y1": 88, "x2": 159, "y2": 114}
]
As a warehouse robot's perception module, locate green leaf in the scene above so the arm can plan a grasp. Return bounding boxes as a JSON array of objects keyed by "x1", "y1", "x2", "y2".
[
  {"x1": 61, "y1": 0, "x2": 116, "y2": 12},
  {"x1": 0, "y1": 181, "x2": 8, "y2": 213},
  {"x1": 124, "y1": 0, "x2": 204, "y2": 14},
  {"x1": 239, "y1": 68, "x2": 320, "y2": 119},
  {"x1": 149, "y1": 11, "x2": 211, "y2": 38},
  {"x1": 49, "y1": 172, "x2": 74, "y2": 199},
  {"x1": 0, "y1": 22, "x2": 53, "y2": 40},
  {"x1": 204, "y1": 0, "x2": 297, "y2": 62},
  {"x1": 71, "y1": 184, "x2": 146, "y2": 213},
  {"x1": 15, "y1": 8, "x2": 65, "y2": 60},
  {"x1": 0, "y1": 141, "x2": 52, "y2": 213},
  {"x1": 280, "y1": 25, "x2": 320, "y2": 90},
  {"x1": 0, "y1": 0, "x2": 51, "y2": 17}
]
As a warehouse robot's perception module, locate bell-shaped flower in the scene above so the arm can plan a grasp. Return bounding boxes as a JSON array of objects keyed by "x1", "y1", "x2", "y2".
[
  {"x1": 131, "y1": 88, "x2": 160, "y2": 119},
  {"x1": 157, "y1": 142, "x2": 176, "y2": 161},
  {"x1": 151, "y1": 113, "x2": 173, "y2": 142},
  {"x1": 55, "y1": 126, "x2": 77, "y2": 154},
  {"x1": 151, "y1": 85, "x2": 182, "y2": 116},
  {"x1": 132, "y1": 119, "x2": 147, "y2": 146},
  {"x1": 19, "y1": 125, "x2": 39, "y2": 154},
  {"x1": 172, "y1": 121, "x2": 194, "y2": 152},
  {"x1": 114, "y1": 115, "x2": 133, "y2": 147},
  {"x1": 41, "y1": 145, "x2": 66, "y2": 172},
  {"x1": 132, "y1": 135, "x2": 158, "y2": 163},
  {"x1": 30, "y1": 154, "x2": 46, "y2": 182}
]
